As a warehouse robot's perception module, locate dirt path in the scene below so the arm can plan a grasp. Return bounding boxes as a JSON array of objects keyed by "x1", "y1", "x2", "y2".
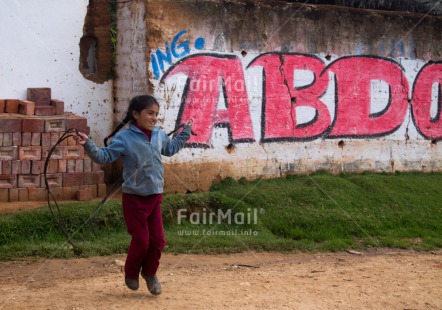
[{"x1": 0, "y1": 250, "x2": 441, "y2": 310}]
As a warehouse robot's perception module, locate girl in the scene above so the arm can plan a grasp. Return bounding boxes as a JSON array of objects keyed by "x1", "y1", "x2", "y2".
[{"x1": 74, "y1": 95, "x2": 192, "y2": 295}]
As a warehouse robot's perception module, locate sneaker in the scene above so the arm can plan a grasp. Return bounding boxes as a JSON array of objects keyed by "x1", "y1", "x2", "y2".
[
  {"x1": 142, "y1": 273, "x2": 162, "y2": 295},
  {"x1": 125, "y1": 277, "x2": 139, "y2": 291}
]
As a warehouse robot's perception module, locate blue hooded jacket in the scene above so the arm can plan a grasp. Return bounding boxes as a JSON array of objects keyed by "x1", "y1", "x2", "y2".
[{"x1": 83, "y1": 123, "x2": 191, "y2": 196}]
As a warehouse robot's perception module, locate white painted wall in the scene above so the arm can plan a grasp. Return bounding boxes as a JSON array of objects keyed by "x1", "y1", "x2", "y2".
[
  {"x1": 0, "y1": 0, "x2": 113, "y2": 145},
  {"x1": 153, "y1": 52, "x2": 441, "y2": 173}
]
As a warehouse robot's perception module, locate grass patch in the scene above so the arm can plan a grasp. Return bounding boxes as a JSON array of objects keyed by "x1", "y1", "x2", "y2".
[{"x1": 0, "y1": 172, "x2": 441, "y2": 260}]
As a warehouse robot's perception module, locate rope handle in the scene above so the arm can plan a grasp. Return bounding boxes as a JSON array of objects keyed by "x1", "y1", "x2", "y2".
[{"x1": 167, "y1": 123, "x2": 197, "y2": 137}]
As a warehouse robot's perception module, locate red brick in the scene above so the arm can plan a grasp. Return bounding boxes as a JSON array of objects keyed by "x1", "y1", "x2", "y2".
[
  {"x1": 18, "y1": 100, "x2": 35, "y2": 115},
  {"x1": 50, "y1": 99, "x2": 64, "y2": 115},
  {"x1": 2, "y1": 161, "x2": 11, "y2": 174},
  {"x1": 92, "y1": 161, "x2": 102, "y2": 171},
  {"x1": 27, "y1": 88, "x2": 51, "y2": 106},
  {"x1": 31, "y1": 160, "x2": 42, "y2": 175},
  {"x1": 2, "y1": 133, "x2": 12, "y2": 146},
  {"x1": 90, "y1": 185, "x2": 98, "y2": 199},
  {"x1": 21, "y1": 160, "x2": 31, "y2": 174},
  {"x1": 59, "y1": 136, "x2": 68, "y2": 146},
  {"x1": 62, "y1": 172, "x2": 83, "y2": 187},
  {"x1": 63, "y1": 146, "x2": 84, "y2": 160},
  {"x1": 50, "y1": 132, "x2": 61, "y2": 146},
  {"x1": 65, "y1": 115, "x2": 88, "y2": 133},
  {"x1": 0, "y1": 146, "x2": 18, "y2": 160},
  {"x1": 67, "y1": 159, "x2": 76, "y2": 173},
  {"x1": 0, "y1": 100, "x2": 5, "y2": 113},
  {"x1": 19, "y1": 146, "x2": 42, "y2": 160},
  {"x1": 66, "y1": 136, "x2": 77, "y2": 146},
  {"x1": 12, "y1": 132, "x2": 21, "y2": 146},
  {"x1": 18, "y1": 175, "x2": 41, "y2": 188},
  {"x1": 34, "y1": 105, "x2": 56, "y2": 116},
  {"x1": 31, "y1": 133, "x2": 41, "y2": 146},
  {"x1": 21, "y1": 132, "x2": 31, "y2": 147},
  {"x1": 0, "y1": 118, "x2": 21, "y2": 133},
  {"x1": 45, "y1": 118, "x2": 66, "y2": 132},
  {"x1": 11, "y1": 161, "x2": 20, "y2": 174},
  {"x1": 41, "y1": 133, "x2": 51, "y2": 146},
  {"x1": 0, "y1": 189, "x2": 8, "y2": 202},
  {"x1": 41, "y1": 173, "x2": 62, "y2": 188},
  {"x1": 42, "y1": 159, "x2": 58, "y2": 174},
  {"x1": 9, "y1": 188, "x2": 19, "y2": 202},
  {"x1": 77, "y1": 187, "x2": 92, "y2": 201},
  {"x1": 84, "y1": 158, "x2": 92, "y2": 172},
  {"x1": 42, "y1": 146, "x2": 63, "y2": 160},
  {"x1": 18, "y1": 188, "x2": 29, "y2": 201},
  {"x1": 75, "y1": 159, "x2": 84, "y2": 172},
  {"x1": 40, "y1": 160, "x2": 50, "y2": 174},
  {"x1": 82, "y1": 184, "x2": 98, "y2": 198},
  {"x1": 22, "y1": 118, "x2": 45, "y2": 133},
  {"x1": 5, "y1": 99, "x2": 20, "y2": 113},
  {"x1": 47, "y1": 187, "x2": 62, "y2": 201},
  {"x1": 28, "y1": 188, "x2": 47, "y2": 201},
  {"x1": 58, "y1": 159, "x2": 67, "y2": 173},
  {"x1": 62, "y1": 186, "x2": 80, "y2": 200},
  {"x1": 0, "y1": 175, "x2": 17, "y2": 188},
  {"x1": 83, "y1": 171, "x2": 104, "y2": 185}
]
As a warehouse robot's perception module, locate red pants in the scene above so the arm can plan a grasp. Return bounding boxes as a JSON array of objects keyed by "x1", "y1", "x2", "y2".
[{"x1": 122, "y1": 193, "x2": 166, "y2": 279}]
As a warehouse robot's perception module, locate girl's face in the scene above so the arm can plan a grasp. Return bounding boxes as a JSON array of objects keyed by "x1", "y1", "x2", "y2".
[{"x1": 133, "y1": 104, "x2": 159, "y2": 131}]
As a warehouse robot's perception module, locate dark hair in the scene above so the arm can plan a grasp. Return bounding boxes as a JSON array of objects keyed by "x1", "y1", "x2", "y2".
[{"x1": 104, "y1": 95, "x2": 159, "y2": 146}]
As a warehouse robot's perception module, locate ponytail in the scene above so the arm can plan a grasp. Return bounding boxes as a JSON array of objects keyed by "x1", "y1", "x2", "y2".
[
  {"x1": 104, "y1": 116, "x2": 130, "y2": 146},
  {"x1": 104, "y1": 95, "x2": 159, "y2": 146}
]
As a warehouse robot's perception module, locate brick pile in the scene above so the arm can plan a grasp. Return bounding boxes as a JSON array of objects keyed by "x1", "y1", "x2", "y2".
[{"x1": 0, "y1": 88, "x2": 106, "y2": 202}]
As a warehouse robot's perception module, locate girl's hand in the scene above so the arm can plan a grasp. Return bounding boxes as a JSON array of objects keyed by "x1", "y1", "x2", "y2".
[
  {"x1": 73, "y1": 131, "x2": 89, "y2": 145},
  {"x1": 186, "y1": 119, "x2": 193, "y2": 127}
]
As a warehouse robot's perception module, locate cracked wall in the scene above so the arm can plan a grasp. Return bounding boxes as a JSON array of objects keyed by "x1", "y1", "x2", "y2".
[{"x1": 114, "y1": 0, "x2": 442, "y2": 193}]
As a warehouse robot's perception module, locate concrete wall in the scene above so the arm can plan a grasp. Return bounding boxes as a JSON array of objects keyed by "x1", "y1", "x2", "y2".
[
  {"x1": 0, "y1": 0, "x2": 113, "y2": 145},
  {"x1": 119, "y1": 0, "x2": 441, "y2": 192}
]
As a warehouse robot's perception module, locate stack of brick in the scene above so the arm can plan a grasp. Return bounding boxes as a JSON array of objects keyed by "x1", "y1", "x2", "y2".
[{"x1": 0, "y1": 88, "x2": 107, "y2": 202}]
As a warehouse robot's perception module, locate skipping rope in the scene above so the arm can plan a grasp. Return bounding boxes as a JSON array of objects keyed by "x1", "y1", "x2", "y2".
[{"x1": 44, "y1": 125, "x2": 196, "y2": 251}]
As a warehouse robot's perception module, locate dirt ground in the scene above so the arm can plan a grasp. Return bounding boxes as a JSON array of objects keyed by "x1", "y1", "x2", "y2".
[
  {"x1": 0, "y1": 202, "x2": 441, "y2": 309},
  {"x1": 0, "y1": 249, "x2": 440, "y2": 310}
]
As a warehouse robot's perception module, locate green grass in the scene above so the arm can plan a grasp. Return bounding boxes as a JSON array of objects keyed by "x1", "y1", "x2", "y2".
[{"x1": 0, "y1": 172, "x2": 441, "y2": 260}]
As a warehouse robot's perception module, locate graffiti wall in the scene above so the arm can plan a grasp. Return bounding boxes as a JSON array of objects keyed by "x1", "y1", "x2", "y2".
[{"x1": 115, "y1": 0, "x2": 442, "y2": 192}]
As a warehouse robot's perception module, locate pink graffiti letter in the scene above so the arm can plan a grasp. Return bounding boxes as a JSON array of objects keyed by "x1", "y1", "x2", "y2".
[
  {"x1": 249, "y1": 53, "x2": 331, "y2": 141},
  {"x1": 412, "y1": 62, "x2": 442, "y2": 140},
  {"x1": 162, "y1": 54, "x2": 254, "y2": 146},
  {"x1": 326, "y1": 56, "x2": 409, "y2": 137}
]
